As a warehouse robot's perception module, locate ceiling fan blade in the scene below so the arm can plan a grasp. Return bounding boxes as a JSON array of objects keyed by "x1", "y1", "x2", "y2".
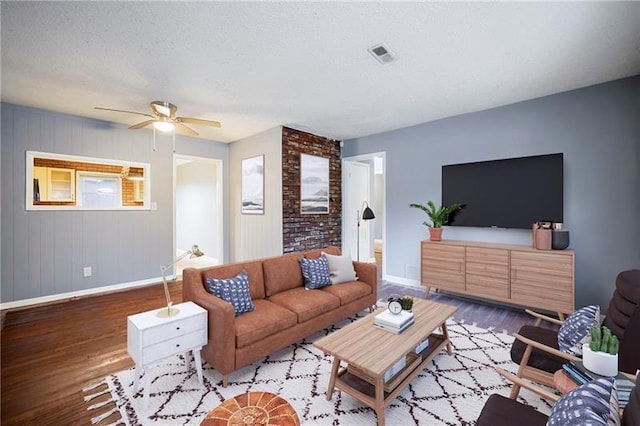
[
  {"x1": 177, "y1": 117, "x2": 222, "y2": 128},
  {"x1": 94, "y1": 107, "x2": 153, "y2": 118},
  {"x1": 129, "y1": 120, "x2": 156, "y2": 130},
  {"x1": 175, "y1": 122, "x2": 199, "y2": 136}
]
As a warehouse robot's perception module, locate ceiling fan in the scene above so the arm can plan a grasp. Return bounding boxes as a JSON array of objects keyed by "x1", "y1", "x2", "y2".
[{"x1": 95, "y1": 101, "x2": 221, "y2": 136}]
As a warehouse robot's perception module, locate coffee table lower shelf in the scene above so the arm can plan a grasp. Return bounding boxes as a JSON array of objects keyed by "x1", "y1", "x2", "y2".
[{"x1": 333, "y1": 334, "x2": 447, "y2": 413}]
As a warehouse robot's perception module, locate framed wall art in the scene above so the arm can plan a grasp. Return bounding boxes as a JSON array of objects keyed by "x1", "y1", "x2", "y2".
[
  {"x1": 300, "y1": 153, "x2": 329, "y2": 214},
  {"x1": 241, "y1": 155, "x2": 264, "y2": 214}
]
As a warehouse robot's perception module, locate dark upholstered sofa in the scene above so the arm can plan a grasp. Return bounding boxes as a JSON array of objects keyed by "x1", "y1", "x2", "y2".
[{"x1": 182, "y1": 246, "x2": 377, "y2": 386}]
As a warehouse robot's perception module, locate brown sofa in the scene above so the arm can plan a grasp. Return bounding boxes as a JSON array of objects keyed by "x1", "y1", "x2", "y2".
[{"x1": 182, "y1": 246, "x2": 377, "y2": 386}]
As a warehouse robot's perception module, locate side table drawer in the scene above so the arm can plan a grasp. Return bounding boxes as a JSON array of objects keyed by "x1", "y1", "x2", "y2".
[
  {"x1": 142, "y1": 328, "x2": 207, "y2": 365},
  {"x1": 144, "y1": 313, "x2": 205, "y2": 346}
]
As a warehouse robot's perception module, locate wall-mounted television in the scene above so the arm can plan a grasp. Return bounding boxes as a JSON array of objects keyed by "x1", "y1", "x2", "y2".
[{"x1": 442, "y1": 153, "x2": 563, "y2": 229}]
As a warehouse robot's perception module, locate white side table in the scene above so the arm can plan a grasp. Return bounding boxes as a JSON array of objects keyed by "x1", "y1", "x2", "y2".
[{"x1": 127, "y1": 301, "x2": 207, "y2": 409}]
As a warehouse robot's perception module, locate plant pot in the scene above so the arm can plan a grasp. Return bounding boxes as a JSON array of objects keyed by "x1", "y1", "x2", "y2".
[
  {"x1": 428, "y1": 227, "x2": 443, "y2": 241},
  {"x1": 582, "y1": 343, "x2": 618, "y2": 377}
]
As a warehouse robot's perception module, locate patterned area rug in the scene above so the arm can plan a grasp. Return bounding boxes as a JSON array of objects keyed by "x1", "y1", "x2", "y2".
[{"x1": 84, "y1": 316, "x2": 553, "y2": 425}]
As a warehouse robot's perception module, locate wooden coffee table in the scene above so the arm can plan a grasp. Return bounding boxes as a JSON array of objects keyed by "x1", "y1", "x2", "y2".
[{"x1": 314, "y1": 299, "x2": 457, "y2": 426}]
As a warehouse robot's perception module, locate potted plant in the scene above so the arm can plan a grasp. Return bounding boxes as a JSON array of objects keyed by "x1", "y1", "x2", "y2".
[
  {"x1": 409, "y1": 200, "x2": 462, "y2": 241},
  {"x1": 400, "y1": 296, "x2": 414, "y2": 312},
  {"x1": 582, "y1": 325, "x2": 619, "y2": 377}
]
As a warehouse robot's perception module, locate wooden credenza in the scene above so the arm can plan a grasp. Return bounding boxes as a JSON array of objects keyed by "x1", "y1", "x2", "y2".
[{"x1": 421, "y1": 240, "x2": 575, "y2": 315}]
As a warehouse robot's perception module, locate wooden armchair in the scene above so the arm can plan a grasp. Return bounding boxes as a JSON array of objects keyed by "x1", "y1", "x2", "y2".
[
  {"x1": 509, "y1": 269, "x2": 640, "y2": 399},
  {"x1": 478, "y1": 367, "x2": 640, "y2": 426}
]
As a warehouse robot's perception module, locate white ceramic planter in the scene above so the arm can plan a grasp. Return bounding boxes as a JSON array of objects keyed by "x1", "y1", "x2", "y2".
[{"x1": 582, "y1": 343, "x2": 618, "y2": 377}]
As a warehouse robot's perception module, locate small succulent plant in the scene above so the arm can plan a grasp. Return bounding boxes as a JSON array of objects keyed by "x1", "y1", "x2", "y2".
[
  {"x1": 400, "y1": 296, "x2": 414, "y2": 311},
  {"x1": 589, "y1": 325, "x2": 619, "y2": 355}
]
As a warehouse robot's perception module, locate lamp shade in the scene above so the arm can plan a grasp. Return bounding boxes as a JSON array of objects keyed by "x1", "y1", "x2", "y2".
[{"x1": 362, "y1": 205, "x2": 375, "y2": 220}]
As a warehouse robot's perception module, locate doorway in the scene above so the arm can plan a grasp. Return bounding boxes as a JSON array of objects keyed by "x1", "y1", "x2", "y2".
[
  {"x1": 342, "y1": 152, "x2": 385, "y2": 276},
  {"x1": 174, "y1": 155, "x2": 223, "y2": 275}
]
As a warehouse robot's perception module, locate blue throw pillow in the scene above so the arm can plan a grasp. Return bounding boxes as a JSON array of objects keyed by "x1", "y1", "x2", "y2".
[
  {"x1": 206, "y1": 269, "x2": 255, "y2": 316},
  {"x1": 299, "y1": 257, "x2": 332, "y2": 289},
  {"x1": 547, "y1": 377, "x2": 619, "y2": 426},
  {"x1": 558, "y1": 305, "x2": 601, "y2": 356}
]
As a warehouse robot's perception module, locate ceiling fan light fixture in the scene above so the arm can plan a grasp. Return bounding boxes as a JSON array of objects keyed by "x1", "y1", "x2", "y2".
[{"x1": 153, "y1": 121, "x2": 175, "y2": 132}]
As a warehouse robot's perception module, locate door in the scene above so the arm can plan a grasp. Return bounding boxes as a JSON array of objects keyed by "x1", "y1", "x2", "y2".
[{"x1": 344, "y1": 161, "x2": 372, "y2": 261}]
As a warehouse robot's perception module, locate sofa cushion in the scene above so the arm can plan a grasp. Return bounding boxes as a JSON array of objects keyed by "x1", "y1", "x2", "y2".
[
  {"x1": 476, "y1": 394, "x2": 548, "y2": 426},
  {"x1": 202, "y1": 260, "x2": 265, "y2": 300},
  {"x1": 206, "y1": 269, "x2": 255, "y2": 316},
  {"x1": 511, "y1": 325, "x2": 565, "y2": 373},
  {"x1": 558, "y1": 305, "x2": 600, "y2": 356},
  {"x1": 263, "y1": 254, "x2": 305, "y2": 297},
  {"x1": 320, "y1": 281, "x2": 372, "y2": 305},
  {"x1": 267, "y1": 287, "x2": 341, "y2": 323},
  {"x1": 235, "y1": 299, "x2": 298, "y2": 349},
  {"x1": 322, "y1": 252, "x2": 357, "y2": 284},
  {"x1": 299, "y1": 257, "x2": 332, "y2": 289},
  {"x1": 547, "y1": 377, "x2": 619, "y2": 426}
]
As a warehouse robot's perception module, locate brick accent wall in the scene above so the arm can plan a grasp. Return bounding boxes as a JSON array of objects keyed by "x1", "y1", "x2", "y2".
[{"x1": 282, "y1": 127, "x2": 342, "y2": 253}]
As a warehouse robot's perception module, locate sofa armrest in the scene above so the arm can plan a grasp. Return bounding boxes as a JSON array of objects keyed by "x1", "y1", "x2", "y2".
[
  {"x1": 353, "y1": 261, "x2": 377, "y2": 300},
  {"x1": 182, "y1": 268, "x2": 236, "y2": 375}
]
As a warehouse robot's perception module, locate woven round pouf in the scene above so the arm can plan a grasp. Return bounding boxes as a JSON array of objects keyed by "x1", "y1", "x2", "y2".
[{"x1": 201, "y1": 391, "x2": 300, "y2": 426}]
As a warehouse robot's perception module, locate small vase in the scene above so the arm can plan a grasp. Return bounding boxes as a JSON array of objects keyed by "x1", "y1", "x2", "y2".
[
  {"x1": 582, "y1": 343, "x2": 618, "y2": 377},
  {"x1": 428, "y1": 227, "x2": 443, "y2": 241}
]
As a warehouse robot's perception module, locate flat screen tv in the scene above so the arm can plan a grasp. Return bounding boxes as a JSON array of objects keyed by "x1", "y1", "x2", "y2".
[{"x1": 442, "y1": 153, "x2": 563, "y2": 229}]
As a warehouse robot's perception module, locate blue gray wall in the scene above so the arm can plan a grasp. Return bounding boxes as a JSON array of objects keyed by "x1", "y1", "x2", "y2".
[
  {"x1": 343, "y1": 76, "x2": 640, "y2": 309},
  {"x1": 1, "y1": 103, "x2": 229, "y2": 303}
]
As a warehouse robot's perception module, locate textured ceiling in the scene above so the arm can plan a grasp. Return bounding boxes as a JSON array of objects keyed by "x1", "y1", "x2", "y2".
[{"x1": 2, "y1": 2, "x2": 639, "y2": 143}]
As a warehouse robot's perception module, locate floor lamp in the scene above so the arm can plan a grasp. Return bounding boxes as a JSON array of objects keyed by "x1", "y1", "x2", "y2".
[
  {"x1": 356, "y1": 201, "x2": 375, "y2": 261},
  {"x1": 158, "y1": 244, "x2": 204, "y2": 317}
]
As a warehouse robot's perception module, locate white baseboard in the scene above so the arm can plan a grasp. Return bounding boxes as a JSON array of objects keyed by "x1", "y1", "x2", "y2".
[
  {"x1": 0, "y1": 276, "x2": 166, "y2": 311},
  {"x1": 383, "y1": 274, "x2": 421, "y2": 287}
]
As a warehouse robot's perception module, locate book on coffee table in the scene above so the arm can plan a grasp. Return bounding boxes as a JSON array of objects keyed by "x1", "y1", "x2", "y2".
[
  {"x1": 374, "y1": 318, "x2": 415, "y2": 334},
  {"x1": 375, "y1": 309, "x2": 414, "y2": 328}
]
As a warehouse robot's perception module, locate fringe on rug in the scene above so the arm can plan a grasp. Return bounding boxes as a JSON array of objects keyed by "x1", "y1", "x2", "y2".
[{"x1": 83, "y1": 380, "x2": 124, "y2": 425}]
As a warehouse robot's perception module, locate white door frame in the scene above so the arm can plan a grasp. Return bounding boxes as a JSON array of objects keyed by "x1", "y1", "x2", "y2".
[
  {"x1": 173, "y1": 154, "x2": 224, "y2": 271},
  {"x1": 342, "y1": 152, "x2": 386, "y2": 276}
]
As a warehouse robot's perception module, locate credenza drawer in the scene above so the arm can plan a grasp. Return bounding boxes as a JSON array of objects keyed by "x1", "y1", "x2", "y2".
[
  {"x1": 422, "y1": 270, "x2": 465, "y2": 291},
  {"x1": 466, "y1": 247, "x2": 509, "y2": 266},
  {"x1": 466, "y1": 274, "x2": 509, "y2": 300},
  {"x1": 421, "y1": 243, "x2": 465, "y2": 261},
  {"x1": 511, "y1": 251, "x2": 573, "y2": 278}
]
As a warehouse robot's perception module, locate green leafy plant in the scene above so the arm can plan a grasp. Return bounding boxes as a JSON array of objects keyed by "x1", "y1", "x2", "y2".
[
  {"x1": 589, "y1": 325, "x2": 619, "y2": 355},
  {"x1": 408, "y1": 200, "x2": 462, "y2": 228},
  {"x1": 400, "y1": 296, "x2": 414, "y2": 311}
]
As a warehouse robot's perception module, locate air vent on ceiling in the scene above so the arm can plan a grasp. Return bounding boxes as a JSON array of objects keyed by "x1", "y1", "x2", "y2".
[{"x1": 368, "y1": 43, "x2": 395, "y2": 64}]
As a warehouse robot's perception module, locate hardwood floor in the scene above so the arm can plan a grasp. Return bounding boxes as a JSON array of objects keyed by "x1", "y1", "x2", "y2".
[{"x1": 1, "y1": 277, "x2": 545, "y2": 425}]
